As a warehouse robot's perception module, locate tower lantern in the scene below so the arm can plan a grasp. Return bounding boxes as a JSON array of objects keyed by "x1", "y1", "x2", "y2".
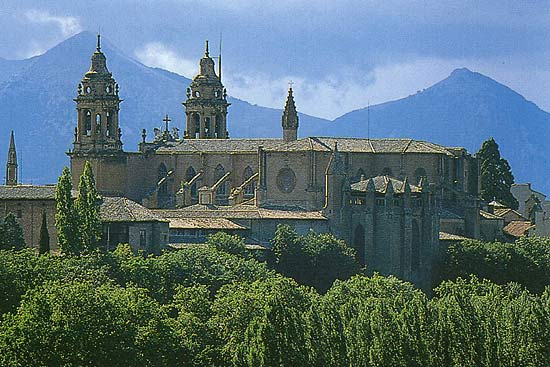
[
  {"x1": 73, "y1": 34, "x2": 122, "y2": 153},
  {"x1": 183, "y1": 40, "x2": 230, "y2": 139}
]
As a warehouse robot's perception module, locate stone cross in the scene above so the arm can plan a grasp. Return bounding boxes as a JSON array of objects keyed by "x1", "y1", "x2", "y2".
[{"x1": 163, "y1": 114, "x2": 171, "y2": 132}]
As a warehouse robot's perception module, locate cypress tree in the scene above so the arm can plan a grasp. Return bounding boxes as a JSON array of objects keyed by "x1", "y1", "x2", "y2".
[
  {"x1": 1, "y1": 212, "x2": 25, "y2": 250},
  {"x1": 476, "y1": 138, "x2": 518, "y2": 209},
  {"x1": 55, "y1": 167, "x2": 79, "y2": 255},
  {"x1": 75, "y1": 161, "x2": 102, "y2": 253},
  {"x1": 38, "y1": 210, "x2": 50, "y2": 255}
]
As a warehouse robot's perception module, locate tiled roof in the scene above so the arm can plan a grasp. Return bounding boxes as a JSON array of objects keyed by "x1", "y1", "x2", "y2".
[
  {"x1": 100, "y1": 197, "x2": 167, "y2": 223},
  {"x1": 493, "y1": 208, "x2": 526, "y2": 220},
  {"x1": 480, "y1": 210, "x2": 503, "y2": 220},
  {"x1": 154, "y1": 137, "x2": 457, "y2": 155},
  {"x1": 351, "y1": 176, "x2": 421, "y2": 194},
  {"x1": 489, "y1": 200, "x2": 508, "y2": 209},
  {"x1": 0, "y1": 185, "x2": 57, "y2": 200},
  {"x1": 439, "y1": 231, "x2": 470, "y2": 241},
  {"x1": 503, "y1": 221, "x2": 533, "y2": 238},
  {"x1": 155, "y1": 204, "x2": 327, "y2": 221},
  {"x1": 168, "y1": 217, "x2": 247, "y2": 230}
]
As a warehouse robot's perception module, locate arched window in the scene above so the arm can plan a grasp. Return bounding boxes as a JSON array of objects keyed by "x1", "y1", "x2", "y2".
[
  {"x1": 158, "y1": 163, "x2": 168, "y2": 195},
  {"x1": 85, "y1": 111, "x2": 92, "y2": 136},
  {"x1": 215, "y1": 114, "x2": 223, "y2": 138},
  {"x1": 192, "y1": 113, "x2": 200, "y2": 138},
  {"x1": 382, "y1": 167, "x2": 393, "y2": 177},
  {"x1": 414, "y1": 167, "x2": 427, "y2": 185},
  {"x1": 106, "y1": 110, "x2": 113, "y2": 137},
  {"x1": 215, "y1": 164, "x2": 226, "y2": 196},
  {"x1": 411, "y1": 220, "x2": 421, "y2": 272},
  {"x1": 354, "y1": 224, "x2": 365, "y2": 265},
  {"x1": 185, "y1": 166, "x2": 197, "y2": 197},
  {"x1": 243, "y1": 166, "x2": 254, "y2": 196},
  {"x1": 204, "y1": 117, "x2": 211, "y2": 137}
]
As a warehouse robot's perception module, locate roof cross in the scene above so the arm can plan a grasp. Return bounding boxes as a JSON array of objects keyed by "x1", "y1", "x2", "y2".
[
  {"x1": 163, "y1": 114, "x2": 171, "y2": 132},
  {"x1": 288, "y1": 80, "x2": 294, "y2": 89}
]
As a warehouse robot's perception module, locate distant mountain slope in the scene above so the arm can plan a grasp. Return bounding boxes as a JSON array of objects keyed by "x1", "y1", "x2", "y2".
[
  {"x1": 0, "y1": 32, "x2": 329, "y2": 184},
  {"x1": 333, "y1": 68, "x2": 550, "y2": 194}
]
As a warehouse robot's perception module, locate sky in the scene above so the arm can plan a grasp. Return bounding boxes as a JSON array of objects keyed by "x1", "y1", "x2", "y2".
[{"x1": 0, "y1": 0, "x2": 549, "y2": 120}]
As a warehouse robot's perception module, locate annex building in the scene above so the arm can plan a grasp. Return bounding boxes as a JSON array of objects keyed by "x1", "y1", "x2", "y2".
[{"x1": 3, "y1": 36, "x2": 483, "y2": 288}]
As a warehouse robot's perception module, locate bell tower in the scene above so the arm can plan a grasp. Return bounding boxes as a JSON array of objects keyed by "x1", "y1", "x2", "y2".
[
  {"x1": 73, "y1": 34, "x2": 122, "y2": 153},
  {"x1": 69, "y1": 35, "x2": 127, "y2": 197},
  {"x1": 183, "y1": 40, "x2": 230, "y2": 139}
]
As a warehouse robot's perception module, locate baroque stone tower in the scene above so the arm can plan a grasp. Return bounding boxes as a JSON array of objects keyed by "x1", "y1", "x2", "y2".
[
  {"x1": 183, "y1": 41, "x2": 230, "y2": 139},
  {"x1": 5, "y1": 131, "x2": 17, "y2": 186},
  {"x1": 73, "y1": 34, "x2": 122, "y2": 153},
  {"x1": 282, "y1": 87, "x2": 299, "y2": 142},
  {"x1": 69, "y1": 35, "x2": 127, "y2": 196}
]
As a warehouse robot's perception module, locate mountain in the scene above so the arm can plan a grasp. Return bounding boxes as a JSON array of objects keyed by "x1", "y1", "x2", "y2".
[
  {"x1": 0, "y1": 32, "x2": 329, "y2": 184},
  {"x1": 332, "y1": 68, "x2": 550, "y2": 194}
]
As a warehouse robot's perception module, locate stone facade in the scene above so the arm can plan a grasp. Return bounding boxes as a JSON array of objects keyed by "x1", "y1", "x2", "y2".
[{"x1": 64, "y1": 38, "x2": 482, "y2": 286}]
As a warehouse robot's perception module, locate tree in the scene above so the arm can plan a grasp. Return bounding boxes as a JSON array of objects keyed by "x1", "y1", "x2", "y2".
[
  {"x1": 74, "y1": 161, "x2": 102, "y2": 253},
  {"x1": 207, "y1": 232, "x2": 247, "y2": 257},
  {"x1": 0, "y1": 213, "x2": 25, "y2": 250},
  {"x1": 38, "y1": 210, "x2": 50, "y2": 255},
  {"x1": 271, "y1": 225, "x2": 360, "y2": 292},
  {"x1": 476, "y1": 138, "x2": 518, "y2": 209},
  {"x1": 55, "y1": 167, "x2": 79, "y2": 254}
]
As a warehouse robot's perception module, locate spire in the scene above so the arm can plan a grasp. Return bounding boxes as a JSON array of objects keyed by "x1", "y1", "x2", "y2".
[
  {"x1": 327, "y1": 141, "x2": 345, "y2": 174},
  {"x1": 6, "y1": 130, "x2": 18, "y2": 186},
  {"x1": 282, "y1": 85, "x2": 299, "y2": 142},
  {"x1": 97, "y1": 33, "x2": 101, "y2": 51},
  {"x1": 205, "y1": 40, "x2": 209, "y2": 57}
]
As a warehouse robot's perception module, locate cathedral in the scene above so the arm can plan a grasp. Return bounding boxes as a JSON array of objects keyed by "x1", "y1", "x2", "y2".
[{"x1": 6, "y1": 36, "x2": 482, "y2": 288}]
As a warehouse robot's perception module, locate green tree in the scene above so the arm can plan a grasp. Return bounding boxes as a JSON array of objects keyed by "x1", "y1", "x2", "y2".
[
  {"x1": 55, "y1": 166, "x2": 79, "y2": 254},
  {"x1": 38, "y1": 210, "x2": 50, "y2": 255},
  {"x1": 272, "y1": 225, "x2": 360, "y2": 292},
  {"x1": 75, "y1": 161, "x2": 102, "y2": 253},
  {"x1": 476, "y1": 138, "x2": 518, "y2": 209},
  {"x1": 0, "y1": 213, "x2": 25, "y2": 250},
  {"x1": 207, "y1": 232, "x2": 247, "y2": 257}
]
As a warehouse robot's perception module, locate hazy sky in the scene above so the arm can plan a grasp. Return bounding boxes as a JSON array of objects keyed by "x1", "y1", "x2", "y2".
[{"x1": 1, "y1": 0, "x2": 549, "y2": 119}]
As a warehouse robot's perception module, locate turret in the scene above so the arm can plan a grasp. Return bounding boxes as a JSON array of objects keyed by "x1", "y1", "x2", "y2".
[
  {"x1": 183, "y1": 41, "x2": 230, "y2": 139},
  {"x1": 5, "y1": 131, "x2": 17, "y2": 186},
  {"x1": 73, "y1": 34, "x2": 122, "y2": 153},
  {"x1": 282, "y1": 86, "x2": 299, "y2": 142}
]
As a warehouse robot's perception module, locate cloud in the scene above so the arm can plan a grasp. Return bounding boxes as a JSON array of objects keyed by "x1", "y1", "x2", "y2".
[
  {"x1": 24, "y1": 9, "x2": 81, "y2": 37},
  {"x1": 135, "y1": 42, "x2": 198, "y2": 78}
]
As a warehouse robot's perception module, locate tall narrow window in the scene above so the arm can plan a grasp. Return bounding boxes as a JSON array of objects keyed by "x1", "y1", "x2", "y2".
[
  {"x1": 158, "y1": 163, "x2": 168, "y2": 195},
  {"x1": 192, "y1": 113, "x2": 200, "y2": 138},
  {"x1": 243, "y1": 166, "x2": 254, "y2": 196},
  {"x1": 215, "y1": 114, "x2": 222, "y2": 138},
  {"x1": 185, "y1": 166, "x2": 197, "y2": 197},
  {"x1": 139, "y1": 229, "x2": 146, "y2": 248},
  {"x1": 215, "y1": 164, "x2": 226, "y2": 196},
  {"x1": 106, "y1": 110, "x2": 113, "y2": 137},
  {"x1": 85, "y1": 111, "x2": 92, "y2": 136}
]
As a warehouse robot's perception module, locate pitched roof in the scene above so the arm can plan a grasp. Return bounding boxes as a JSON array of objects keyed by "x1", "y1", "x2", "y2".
[
  {"x1": 153, "y1": 137, "x2": 457, "y2": 155},
  {"x1": 439, "y1": 231, "x2": 471, "y2": 241},
  {"x1": 100, "y1": 196, "x2": 167, "y2": 223},
  {"x1": 479, "y1": 210, "x2": 503, "y2": 220},
  {"x1": 0, "y1": 185, "x2": 57, "y2": 200},
  {"x1": 503, "y1": 221, "x2": 533, "y2": 238},
  {"x1": 493, "y1": 208, "x2": 526, "y2": 221},
  {"x1": 351, "y1": 176, "x2": 421, "y2": 194},
  {"x1": 154, "y1": 203, "x2": 327, "y2": 221},
  {"x1": 167, "y1": 217, "x2": 247, "y2": 230}
]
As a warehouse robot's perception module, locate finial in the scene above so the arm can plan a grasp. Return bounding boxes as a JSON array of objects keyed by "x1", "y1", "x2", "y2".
[
  {"x1": 205, "y1": 40, "x2": 209, "y2": 57},
  {"x1": 97, "y1": 33, "x2": 101, "y2": 51},
  {"x1": 163, "y1": 114, "x2": 171, "y2": 132}
]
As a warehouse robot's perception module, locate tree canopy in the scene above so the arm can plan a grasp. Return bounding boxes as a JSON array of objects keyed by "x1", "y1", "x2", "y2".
[{"x1": 477, "y1": 138, "x2": 518, "y2": 209}]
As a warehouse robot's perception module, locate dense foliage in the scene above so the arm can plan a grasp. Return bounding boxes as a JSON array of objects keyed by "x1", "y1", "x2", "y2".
[
  {"x1": 438, "y1": 236, "x2": 550, "y2": 294},
  {"x1": 74, "y1": 161, "x2": 102, "y2": 253},
  {"x1": 38, "y1": 210, "x2": 50, "y2": 255},
  {"x1": 0, "y1": 228, "x2": 548, "y2": 366},
  {"x1": 0, "y1": 212, "x2": 25, "y2": 250},
  {"x1": 55, "y1": 167, "x2": 79, "y2": 254},
  {"x1": 272, "y1": 224, "x2": 361, "y2": 292},
  {"x1": 476, "y1": 138, "x2": 518, "y2": 209}
]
